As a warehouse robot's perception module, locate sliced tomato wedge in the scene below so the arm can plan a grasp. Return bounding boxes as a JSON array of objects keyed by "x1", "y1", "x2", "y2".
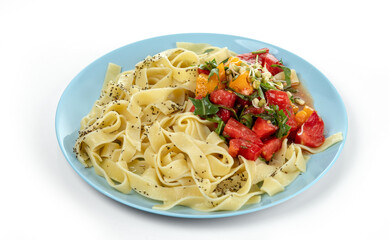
[
  {"x1": 223, "y1": 118, "x2": 263, "y2": 147},
  {"x1": 262, "y1": 53, "x2": 283, "y2": 75},
  {"x1": 235, "y1": 97, "x2": 251, "y2": 108},
  {"x1": 252, "y1": 117, "x2": 278, "y2": 139},
  {"x1": 197, "y1": 68, "x2": 210, "y2": 75},
  {"x1": 265, "y1": 89, "x2": 298, "y2": 133},
  {"x1": 236, "y1": 48, "x2": 269, "y2": 64},
  {"x1": 236, "y1": 49, "x2": 282, "y2": 75},
  {"x1": 210, "y1": 89, "x2": 237, "y2": 108},
  {"x1": 261, "y1": 138, "x2": 282, "y2": 161},
  {"x1": 216, "y1": 108, "x2": 232, "y2": 123},
  {"x1": 228, "y1": 139, "x2": 262, "y2": 161},
  {"x1": 243, "y1": 106, "x2": 265, "y2": 115},
  {"x1": 295, "y1": 111, "x2": 325, "y2": 148},
  {"x1": 265, "y1": 90, "x2": 293, "y2": 112}
]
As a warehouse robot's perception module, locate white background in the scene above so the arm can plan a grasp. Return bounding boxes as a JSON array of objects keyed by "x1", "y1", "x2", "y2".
[{"x1": 1, "y1": 0, "x2": 388, "y2": 239}]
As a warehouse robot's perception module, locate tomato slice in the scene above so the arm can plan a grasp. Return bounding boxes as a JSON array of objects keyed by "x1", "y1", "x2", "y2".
[
  {"x1": 236, "y1": 49, "x2": 282, "y2": 75},
  {"x1": 252, "y1": 117, "x2": 278, "y2": 139},
  {"x1": 223, "y1": 118, "x2": 263, "y2": 147},
  {"x1": 198, "y1": 68, "x2": 210, "y2": 75},
  {"x1": 236, "y1": 48, "x2": 269, "y2": 64},
  {"x1": 210, "y1": 89, "x2": 237, "y2": 108},
  {"x1": 228, "y1": 139, "x2": 262, "y2": 161},
  {"x1": 262, "y1": 53, "x2": 283, "y2": 75},
  {"x1": 228, "y1": 139, "x2": 241, "y2": 157},
  {"x1": 261, "y1": 138, "x2": 282, "y2": 161},
  {"x1": 265, "y1": 90, "x2": 292, "y2": 112},
  {"x1": 265, "y1": 89, "x2": 298, "y2": 132},
  {"x1": 243, "y1": 106, "x2": 265, "y2": 115},
  {"x1": 216, "y1": 108, "x2": 232, "y2": 123},
  {"x1": 295, "y1": 111, "x2": 325, "y2": 148},
  {"x1": 236, "y1": 97, "x2": 251, "y2": 108}
]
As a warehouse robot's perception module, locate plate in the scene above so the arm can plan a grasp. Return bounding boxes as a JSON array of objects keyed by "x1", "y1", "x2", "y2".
[{"x1": 55, "y1": 33, "x2": 347, "y2": 218}]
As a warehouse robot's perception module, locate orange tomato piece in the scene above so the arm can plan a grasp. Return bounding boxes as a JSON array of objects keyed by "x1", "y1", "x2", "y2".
[
  {"x1": 208, "y1": 62, "x2": 226, "y2": 92},
  {"x1": 303, "y1": 105, "x2": 314, "y2": 117},
  {"x1": 295, "y1": 110, "x2": 308, "y2": 126},
  {"x1": 225, "y1": 56, "x2": 241, "y2": 67},
  {"x1": 295, "y1": 105, "x2": 315, "y2": 126},
  {"x1": 195, "y1": 73, "x2": 209, "y2": 97},
  {"x1": 218, "y1": 62, "x2": 226, "y2": 83},
  {"x1": 228, "y1": 71, "x2": 253, "y2": 96}
]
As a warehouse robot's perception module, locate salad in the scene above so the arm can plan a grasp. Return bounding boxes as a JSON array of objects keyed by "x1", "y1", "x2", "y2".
[{"x1": 190, "y1": 48, "x2": 325, "y2": 161}]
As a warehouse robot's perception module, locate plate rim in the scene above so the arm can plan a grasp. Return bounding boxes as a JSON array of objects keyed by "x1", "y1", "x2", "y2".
[{"x1": 55, "y1": 33, "x2": 348, "y2": 218}]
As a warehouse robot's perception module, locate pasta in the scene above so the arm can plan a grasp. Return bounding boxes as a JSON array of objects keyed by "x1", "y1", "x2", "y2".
[{"x1": 73, "y1": 44, "x2": 343, "y2": 211}]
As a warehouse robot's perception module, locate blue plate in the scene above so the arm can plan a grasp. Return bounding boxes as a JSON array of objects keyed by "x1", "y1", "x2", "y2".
[{"x1": 55, "y1": 33, "x2": 347, "y2": 218}]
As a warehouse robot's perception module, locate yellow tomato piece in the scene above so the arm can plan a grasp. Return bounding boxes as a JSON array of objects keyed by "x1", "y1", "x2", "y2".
[
  {"x1": 295, "y1": 110, "x2": 308, "y2": 126},
  {"x1": 218, "y1": 62, "x2": 226, "y2": 83},
  {"x1": 207, "y1": 62, "x2": 226, "y2": 93},
  {"x1": 303, "y1": 105, "x2": 314, "y2": 118},
  {"x1": 228, "y1": 71, "x2": 253, "y2": 96},
  {"x1": 195, "y1": 73, "x2": 209, "y2": 97},
  {"x1": 225, "y1": 56, "x2": 241, "y2": 67},
  {"x1": 295, "y1": 105, "x2": 315, "y2": 126}
]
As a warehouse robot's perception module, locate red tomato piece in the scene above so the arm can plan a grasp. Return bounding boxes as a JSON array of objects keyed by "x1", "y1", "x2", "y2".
[
  {"x1": 261, "y1": 138, "x2": 282, "y2": 161},
  {"x1": 265, "y1": 89, "x2": 297, "y2": 132},
  {"x1": 236, "y1": 97, "x2": 251, "y2": 108},
  {"x1": 265, "y1": 90, "x2": 292, "y2": 112},
  {"x1": 223, "y1": 118, "x2": 263, "y2": 147},
  {"x1": 210, "y1": 89, "x2": 237, "y2": 108},
  {"x1": 228, "y1": 139, "x2": 262, "y2": 161},
  {"x1": 243, "y1": 106, "x2": 265, "y2": 115},
  {"x1": 228, "y1": 139, "x2": 241, "y2": 157},
  {"x1": 252, "y1": 117, "x2": 278, "y2": 139},
  {"x1": 262, "y1": 53, "x2": 283, "y2": 75},
  {"x1": 295, "y1": 111, "x2": 325, "y2": 148},
  {"x1": 236, "y1": 49, "x2": 282, "y2": 75},
  {"x1": 198, "y1": 68, "x2": 210, "y2": 75},
  {"x1": 216, "y1": 108, "x2": 232, "y2": 123},
  {"x1": 236, "y1": 53, "x2": 258, "y2": 64},
  {"x1": 286, "y1": 115, "x2": 298, "y2": 133},
  {"x1": 236, "y1": 48, "x2": 269, "y2": 64}
]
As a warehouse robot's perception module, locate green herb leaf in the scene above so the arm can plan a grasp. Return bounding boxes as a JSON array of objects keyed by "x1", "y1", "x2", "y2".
[
  {"x1": 203, "y1": 49, "x2": 215, "y2": 54},
  {"x1": 257, "y1": 85, "x2": 265, "y2": 100},
  {"x1": 289, "y1": 94, "x2": 295, "y2": 103},
  {"x1": 221, "y1": 57, "x2": 229, "y2": 65},
  {"x1": 275, "y1": 107, "x2": 291, "y2": 138},
  {"x1": 271, "y1": 64, "x2": 291, "y2": 88},
  {"x1": 205, "y1": 115, "x2": 225, "y2": 135},
  {"x1": 257, "y1": 113, "x2": 274, "y2": 122},
  {"x1": 189, "y1": 96, "x2": 219, "y2": 116},
  {"x1": 199, "y1": 59, "x2": 218, "y2": 71},
  {"x1": 240, "y1": 114, "x2": 253, "y2": 128},
  {"x1": 252, "y1": 49, "x2": 268, "y2": 54},
  {"x1": 260, "y1": 82, "x2": 277, "y2": 91},
  {"x1": 208, "y1": 68, "x2": 220, "y2": 80},
  {"x1": 218, "y1": 135, "x2": 226, "y2": 141},
  {"x1": 227, "y1": 86, "x2": 261, "y2": 101}
]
